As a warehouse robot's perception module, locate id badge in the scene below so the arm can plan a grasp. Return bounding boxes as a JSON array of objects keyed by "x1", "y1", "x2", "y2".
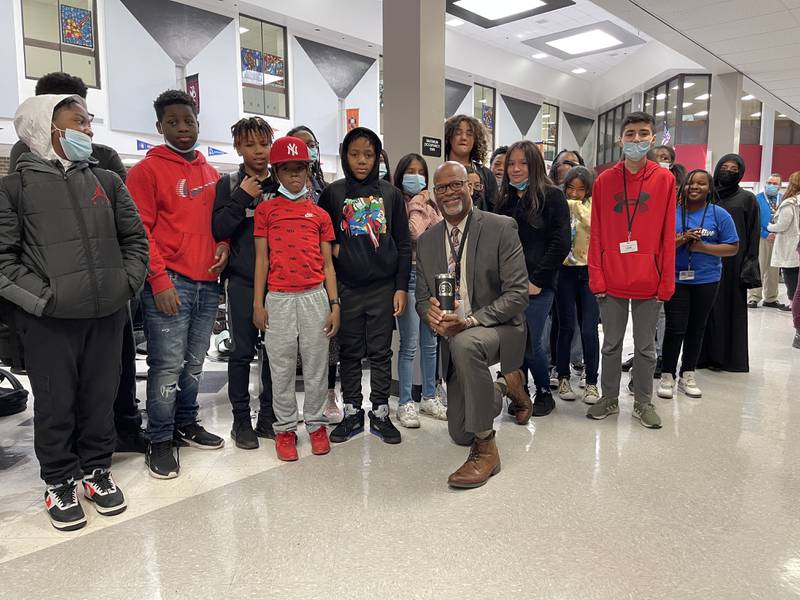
[
  {"x1": 679, "y1": 270, "x2": 695, "y2": 281},
  {"x1": 619, "y1": 240, "x2": 638, "y2": 254}
]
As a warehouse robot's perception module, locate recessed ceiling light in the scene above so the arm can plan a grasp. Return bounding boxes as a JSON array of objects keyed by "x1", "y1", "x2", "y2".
[
  {"x1": 682, "y1": 102, "x2": 693, "y2": 108},
  {"x1": 655, "y1": 111, "x2": 665, "y2": 116},
  {"x1": 571, "y1": 67, "x2": 587, "y2": 74},
  {"x1": 545, "y1": 28, "x2": 622, "y2": 55},
  {"x1": 532, "y1": 52, "x2": 548, "y2": 59},
  {"x1": 779, "y1": 113, "x2": 788, "y2": 118},
  {"x1": 694, "y1": 110, "x2": 708, "y2": 117},
  {"x1": 672, "y1": 85, "x2": 679, "y2": 90},
  {"x1": 656, "y1": 93, "x2": 666, "y2": 100},
  {"x1": 750, "y1": 112, "x2": 762, "y2": 117},
  {"x1": 695, "y1": 93, "x2": 710, "y2": 101},
  {"x1": 453, "y1": 0, "x2": 545, "y2": 21},
  {"x1": 446, "y1": 17, "x2": 465, "y2": 26},
  {"x1": 684, "y1": 82, "x2": 695, "y2": 88},
  {"x1": 480, "y1": 99, "x2": 488, "y2": 104},
  {"x1": 742, "y1": 94, "x2": 755, "y2": 101},
  {"x1": 239, "y1": 27, "x2": 249, "y2": 34}
]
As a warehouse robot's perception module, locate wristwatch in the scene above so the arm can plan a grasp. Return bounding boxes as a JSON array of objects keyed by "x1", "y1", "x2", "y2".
[
  {"x1": 465, "y1": 315, "x2": 478, "y2": 329},
  {"x1": 329, "y1": 298, "x2": 341, "y2": 307}
]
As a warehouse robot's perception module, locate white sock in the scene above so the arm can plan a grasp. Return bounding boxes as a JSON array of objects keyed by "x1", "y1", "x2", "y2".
[
  {"x1": 344, "y1": 403, "x2": 358, "y2": 417},
  {"x1": 373, "y1": 405, "x2": 389, "y2": 419},
  {"x1": 475, "y1": 429, "x2": 493, "y2": 439}
]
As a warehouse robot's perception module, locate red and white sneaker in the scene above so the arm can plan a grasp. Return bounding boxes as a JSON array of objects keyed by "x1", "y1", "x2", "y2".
[
  {"x1": 83, "y1": 469, "x2": 127, "y2": 516},
  {"x1": 44, "y1": 479, "x2": 86, "y2": 531},
  {"x1": 309, "y1": 427, "x2": 331, "y2": 455},
  {"x1": 275, "y1": 432, "x2": 299, "y2": 461}
]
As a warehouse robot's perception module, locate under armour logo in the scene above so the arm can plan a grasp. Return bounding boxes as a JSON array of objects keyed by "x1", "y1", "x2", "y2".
[{"x1": 287, "y1": 143, "x2": 299, "y2": 156}]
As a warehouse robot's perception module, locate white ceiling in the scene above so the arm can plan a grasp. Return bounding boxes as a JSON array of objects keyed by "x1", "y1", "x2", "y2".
[{"x1": 446, "y1": 0, "x2": 653, "y2": 80}]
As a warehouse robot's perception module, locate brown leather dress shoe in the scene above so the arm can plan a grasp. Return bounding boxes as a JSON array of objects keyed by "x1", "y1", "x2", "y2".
[
  {"x1": 447, "y1": 432, "x2": 501, "y2": 488},
  {"x1": 503, "y1": 369, "x2": 532, "y2": 425}
]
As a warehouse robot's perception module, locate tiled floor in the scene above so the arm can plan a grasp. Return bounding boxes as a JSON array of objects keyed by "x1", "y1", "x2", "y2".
[{"x1": 0, "y1": 307, "x2": 798, "y2": 599}]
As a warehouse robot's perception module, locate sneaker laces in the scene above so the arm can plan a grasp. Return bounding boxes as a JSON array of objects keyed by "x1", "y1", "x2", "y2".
[
  {"x1": 49, "y1": 481, "x2": 77, "y2": 509},
  {"x1": 586, "y1": 384, "x2": 599, "y2": 396},
  {"x1": 88, "y1": 470, "x2": 116, "y2": 494}
]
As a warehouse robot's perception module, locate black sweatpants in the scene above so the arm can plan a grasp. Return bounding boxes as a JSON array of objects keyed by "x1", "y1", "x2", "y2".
[
  {"x1": 227, "y1": 277, "x2": 273, "y2": 422},
  {"x1": 338, "y1": 280, "x2": 395, "y2": 409},
  {"x1": 782, "y1": 267, "x2": 799, "y2": 304},
  {"x1": 17, "y1": 308, "x2": 126, "y2": 484},
  {"x1": 113, "y1": 301, "x2": 143, "y2": 434},
  {"x1": 662, "y1": 282, "x2": 719, "y2": 377}
]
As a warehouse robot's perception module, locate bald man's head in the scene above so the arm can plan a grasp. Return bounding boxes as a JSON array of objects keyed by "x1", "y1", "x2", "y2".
[{"x1": 433, "y1": 161, "x2": 472, "y2": 222}]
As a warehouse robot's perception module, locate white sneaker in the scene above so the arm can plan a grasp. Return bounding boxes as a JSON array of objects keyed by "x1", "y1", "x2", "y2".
[
  {"x1": 396, "y1": 402, "x2": 421, "y2": 428},
  {"x1": 557, "y1": 377, "x2": 577, "y2": 400},
  {"x1": 419, "y1": 396, "x2": 448, "y2": 420},
  {"x1": 549, "y1": 366, "x2": 559, "y2": 389},
  {"x1": 579, "y1": 372, "x2": 586, "y2": 389},
  {"x1": 583, "y1": 384, "x2": 600, "y2": 405},
  {"x1": 678, "y1": 371, "x2": 702, "y2": 398},
  {"x1": 657, "y1": 373, "x2": 675, "y2": 399},
  {"x1": 435, "y1": 381, "x2": 447, "y2": 407},
  {"x1": 323, "y1": 389, "x2": 343, "y2": 423}
]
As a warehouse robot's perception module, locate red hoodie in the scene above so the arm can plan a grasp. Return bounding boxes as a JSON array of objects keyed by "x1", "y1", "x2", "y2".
[
  {"x1": 126, "y1": 146, "x2": 222, "y2": 294},
  {"x1": 588, "y1": 160, "x2": 676, "y2": 301}
]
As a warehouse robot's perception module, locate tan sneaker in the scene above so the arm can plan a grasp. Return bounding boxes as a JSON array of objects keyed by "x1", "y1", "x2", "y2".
[
  {"x1": 586, "y1": 397, "x2": 619, "y2": 420},
  {"x1": 633, "y1": 402, "x2": 662, "y2": 429}
]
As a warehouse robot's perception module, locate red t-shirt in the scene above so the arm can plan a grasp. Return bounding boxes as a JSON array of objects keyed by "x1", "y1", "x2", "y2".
[{"x1": 253, "y1": 197, "x2": 335, "y2": 292}]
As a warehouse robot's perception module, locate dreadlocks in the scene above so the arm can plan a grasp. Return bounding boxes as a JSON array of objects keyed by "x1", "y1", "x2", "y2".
[{"x1": 231, "y1": 117, "x2": 274, "y2": 146}]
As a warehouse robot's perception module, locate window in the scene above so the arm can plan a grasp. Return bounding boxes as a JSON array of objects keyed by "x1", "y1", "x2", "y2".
[
  {"x1": 740, "y1": 97, "x2": 762, "y2": 145},
  {"x1": 596, "y1": 100, "x2": 631, "y2": 165},
  {"x1": 240, "y1": 15, "x2": 288, "y2": 118},
  {"x1": 473, "y1": 83, "x2": 496, "y2": 149},
  {"x1": 774, "y1": 114, "x2": 800, "y2": 145},
  {"x1": 22, "y1": 0, "x2": 100, "y2": 87},
  {"x1": 540, "y1": 103, "x2": 559, "y2": 162},
  {"x1": 643, "y1": 74, "x2": 712, "y2": 146}
]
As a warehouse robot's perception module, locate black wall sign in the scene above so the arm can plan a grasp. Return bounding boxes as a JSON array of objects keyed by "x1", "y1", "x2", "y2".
[{"x1": 422, "y1": 136, "x2": 442, "y2": 157}]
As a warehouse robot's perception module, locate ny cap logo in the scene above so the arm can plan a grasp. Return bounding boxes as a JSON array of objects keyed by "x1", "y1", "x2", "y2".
[{"x1": 287, "y1": 143, "x2": 299, "y2": 156}]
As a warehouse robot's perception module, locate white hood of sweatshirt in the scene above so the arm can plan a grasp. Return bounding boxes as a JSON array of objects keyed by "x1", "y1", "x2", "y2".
[{"x1": 13, "y1": 94, "x2": 80, "y2": 161}]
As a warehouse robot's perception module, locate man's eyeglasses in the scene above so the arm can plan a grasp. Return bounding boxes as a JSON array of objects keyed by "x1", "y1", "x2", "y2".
[{"x1": 433, "y1": 180, "x2": 467, "y2": 195}]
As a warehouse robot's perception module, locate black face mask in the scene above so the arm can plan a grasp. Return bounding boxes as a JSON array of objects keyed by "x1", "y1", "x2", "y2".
[{"x1": 717, "y1": 171, "x2": 739, "y2": 187}]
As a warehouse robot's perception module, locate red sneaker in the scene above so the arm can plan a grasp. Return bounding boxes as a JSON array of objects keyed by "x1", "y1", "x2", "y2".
[
  {"x1": 275, "y1": 432, "x2": 298, "y2": 461},
  {"x1": 309, "y1": 427, "x2": 331, "y2": 455}
]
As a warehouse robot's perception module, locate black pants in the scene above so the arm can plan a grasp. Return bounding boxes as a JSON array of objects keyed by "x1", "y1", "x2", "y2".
[
  {"x1": 18, "y1": 308, "x2": 126, "y2": 484},
  {"x1": 227, "y1": 278, "x2": 273, "y2": 421},
  {"x1": 113, "y1": 301, "x2": 143, "y2": 434},
  {"x1": 338, "y1": 280, "x2": 394, "y2": 409},
  {"x1": 782, "y1": 267, "x2": 799, "y2": 303},
  {"x1": 662, "y1": 282, "x2": 719, "y2": 377}
]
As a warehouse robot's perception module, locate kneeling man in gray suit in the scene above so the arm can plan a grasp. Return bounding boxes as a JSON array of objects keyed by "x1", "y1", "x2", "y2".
[{"x1": 415, "y1": 162, "x2": 529, "y2": 488}]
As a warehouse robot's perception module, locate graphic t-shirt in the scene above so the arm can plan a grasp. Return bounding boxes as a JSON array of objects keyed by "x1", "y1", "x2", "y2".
[
  {"x1": 675, "y1": 203, "x2": 739, "y2": 284},
  {"x1": 253, "y1": 197, "x2": 335, "y2": 292},
  {"x1": 341, "y1": 196, "x2": 387, "y2": 248},
  {"x1": 565, "y1": 197, "x2": 591, "y2": 266}
]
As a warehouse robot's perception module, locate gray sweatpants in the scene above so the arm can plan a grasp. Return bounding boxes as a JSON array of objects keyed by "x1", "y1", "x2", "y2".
[
  {"x1": 599, "y1": 295, "x2": 661, "y2": 405},
  {"x1": 264, "y1": 286, "x2": 330, "y2": 433}
]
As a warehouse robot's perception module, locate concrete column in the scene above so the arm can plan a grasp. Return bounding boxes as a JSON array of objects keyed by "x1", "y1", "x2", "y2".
[
  {"x1": 759, "y1": 104, "x2": 776, "y2": 188},
  {"x1": 382, "y1": 0, "x2": 446, "y2": 172},
  {"x1": 707, "y1": 72, "x2": 743, "y2": 169}
]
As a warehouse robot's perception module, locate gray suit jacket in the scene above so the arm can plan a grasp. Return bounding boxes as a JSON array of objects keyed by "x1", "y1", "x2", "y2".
[{"x1": 415, "y1": 208, "x2": 528, "y2": 372}]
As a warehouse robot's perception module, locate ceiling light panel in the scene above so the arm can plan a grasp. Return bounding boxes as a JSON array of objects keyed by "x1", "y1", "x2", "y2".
[
  {"x1": 545, "y1": 29, "x2": 622, "y2": 55},
  {"x1": 523, "y1": 20, "x2": 645, "y2": 60}
]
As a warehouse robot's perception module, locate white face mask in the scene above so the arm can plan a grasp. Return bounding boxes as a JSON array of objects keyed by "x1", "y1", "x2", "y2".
[{"x1": 659, "y1": 162, "x2": 672, "y2": 170}]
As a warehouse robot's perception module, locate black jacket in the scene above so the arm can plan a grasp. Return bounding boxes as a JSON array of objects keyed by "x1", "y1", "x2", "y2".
[
  {"x1": 497, "y1": 185, "x2": 571, "y2": 289},
  {"x1": 9, "y1": 139, "x2": 127, "y2": 182},
  {"x1": 318, "y1": 127, "x2": 411, "y2": 291},
  {"x1": 0, "y1": 154, "x2": 149, "y2": 318},
  {"x1": 211, "y1": 165, "x2": 279, "y2": 284}
]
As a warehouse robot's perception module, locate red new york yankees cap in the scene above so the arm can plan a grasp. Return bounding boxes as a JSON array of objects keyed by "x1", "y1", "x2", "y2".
[{"x1": 270, "y1": 136, "x2": 310, "y2": 165}]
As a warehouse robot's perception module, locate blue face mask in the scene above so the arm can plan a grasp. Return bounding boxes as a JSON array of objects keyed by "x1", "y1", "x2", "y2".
[
  {"x1": 279, "y1": 183, "x2": 308, "y2": 201},
  {"x1": 379, "y1": 163, "x2": 388, "y2": 178},
  {"x1": 510, "y1": 179, "x2": 529, "y2": 191},
  {"x1": 402, "y1": 174, "x2": 426, "y2": 195},
  {"x1": 53, "y1": 126, "x2": 92, "y2": 162},
  {"x1": 622, "y1": 141, "x2": 652, "y2": 162},
  {"x1": 308, "y1": 147, "x2": 319, "y2": 162},
  {"x1": 164, "y1": 138, "x2": 199, "y2": 155},
  {"x1": 765, "y1": 184, "x2": 780, "y2": 196}
]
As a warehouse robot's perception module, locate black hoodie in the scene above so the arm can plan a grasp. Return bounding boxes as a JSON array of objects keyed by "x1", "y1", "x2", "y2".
[{"x1": 318, "y1": 128, "x2": 411, "y2": 291}]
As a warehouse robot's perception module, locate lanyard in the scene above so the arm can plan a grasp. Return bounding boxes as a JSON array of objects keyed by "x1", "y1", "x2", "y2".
[
  {"x1": 621, "y1": 169, "x2": 645, "y2": 242},
  {"x1": 447, "y1": 211, "x2": 473, "y2": 286},
  {"x1": 681, "y1": 202, "x2": 711, "y2": 269}
]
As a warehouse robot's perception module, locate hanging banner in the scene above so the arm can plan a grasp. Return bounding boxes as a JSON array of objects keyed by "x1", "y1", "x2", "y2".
[
  {"x1": 137, "y1": 140, "x2": 154, "y2": 151},
  {"x1": 186, "y1": 73, "x2": 200, "y2": 113},
  {"x1": 208, "y1": 147, "x2": 227, "y2": 157},
  {"x1": 346, "y1": 108, "x2": 359, "y2": 132}
]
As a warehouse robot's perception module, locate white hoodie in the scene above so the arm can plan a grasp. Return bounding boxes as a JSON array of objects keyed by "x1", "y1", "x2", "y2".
[
  {"x1": 13, "y1": 94, "x2": 81, "y2": 162},
  {"x1": 768, "y1": 195, "x2": 800, "y2": 268}
]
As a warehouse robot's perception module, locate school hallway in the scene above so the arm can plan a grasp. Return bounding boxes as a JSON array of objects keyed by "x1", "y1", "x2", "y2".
[{"x1": 0, "y1": 307, "x2": 798, "y2": 600}]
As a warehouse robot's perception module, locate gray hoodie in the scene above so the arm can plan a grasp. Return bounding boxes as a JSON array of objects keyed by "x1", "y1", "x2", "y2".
[{"x1": 0, "y1": 94, "x2": 149, "y2": 318}]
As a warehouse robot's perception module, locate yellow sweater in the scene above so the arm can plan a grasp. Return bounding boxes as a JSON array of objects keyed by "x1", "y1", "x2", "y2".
[{"x1": 565, "y1": 197, "x2": 592, "y2": 266}]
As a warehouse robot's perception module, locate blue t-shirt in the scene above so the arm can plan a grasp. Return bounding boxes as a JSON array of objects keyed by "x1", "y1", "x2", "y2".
[{"x1": 675, "y1": 203, "x2": 739, "y2": 284}]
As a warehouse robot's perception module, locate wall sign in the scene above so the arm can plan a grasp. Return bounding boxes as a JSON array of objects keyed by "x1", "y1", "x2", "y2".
[{"x1": 422, "y1": 136, "x2": 441, "y2": 158}]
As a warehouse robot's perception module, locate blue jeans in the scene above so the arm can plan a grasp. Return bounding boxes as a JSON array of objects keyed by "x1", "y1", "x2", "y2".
[
  {"x1": 141, "y1": 272, "x2": 220, "y2": 443},
  {"x1": 396, "y1": 269, "x2": 438, "y2": 404},
  {"x1": 555, "y1": 266, "x2": 599, "y2": 385},
  {"x1": 524, "y1": 288, "x2": 555, "y2": 395}
]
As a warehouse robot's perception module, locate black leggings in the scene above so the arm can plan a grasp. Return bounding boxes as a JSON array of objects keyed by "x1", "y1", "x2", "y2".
[
  {"x1": 662, "y1": 281, "x2": 719, "y2": 377},
  {"x1": 783, "y1": 267, "x2": 799, "y2": 303}
]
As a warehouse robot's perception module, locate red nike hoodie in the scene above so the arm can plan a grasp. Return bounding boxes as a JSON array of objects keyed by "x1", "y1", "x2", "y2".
[
  {"x1": 588, "y1": 160, "x2": 676, "y2": 301},
  {"x1": 126, "y1": 145, "x2": 222, "y2": 294}
]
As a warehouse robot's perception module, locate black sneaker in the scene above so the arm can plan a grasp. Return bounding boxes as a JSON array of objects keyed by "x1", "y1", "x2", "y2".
[
  {"x1": 368, "y1": 410, "x2": 402, "y2": 444},
  {"x1": 174, "y1": 422, "x2": 224, "y2": 450},
  {"x1": 747, "y1": 301, "x2": 759, "y2": 308},
  {"x1": 146, "y1": 440, "x2": 180, "y2": 479},
  {"x1": 763, "y1": 301, "x2": 788, "y2": 310},
  {"x1": 231, "y1": 418, "x2": 259, "y2": 450},
  {"x1": 115, "y1": 428, "x2": 148, "y2": 454},
  {"x1": 82, "y1": 469, "x2": 127, "y2": 516},
  {"x1": 329, "y1": 408, "x2": 365, "y2": 443},
  {"x1": 44, "y1": 479, "x2": 86, "y2": 531},
  {"x1": 654, "y1": 356, "x2": 663, "y2": 379},
  {"x1": 532, "y1": 391, "x2": 555, "y2": 417},
  {"x1": 621, "y1": 355, "x2": 634, "y2": 372},
  {"x1": 254, "y1": 413, "x2": 276, "y2": 440}
]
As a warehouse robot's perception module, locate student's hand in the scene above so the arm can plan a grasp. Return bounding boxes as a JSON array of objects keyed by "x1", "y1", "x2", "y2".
[
  {"x1": 528, "y1": 282, "x2": 541, "y2": 296},
  {"x1": 686, "y1": 228, "x2": 703, "y2": 242},
  {"x1": 253, "y1": 304, "x2": 269, "y2": 331},
  {"x1": 324, "y1": 306, "x2": 340, "y2": 337},
  {"x1": 209, "y1": 244, "x2": 230, "y2": 274},
  {"x1": 154, "y1": 287, "x2": 181, "y2": 316},
  {"x1": 767, "y1": 233, "x2": 776, "y2": 242},
  {"x1": 239, "y1": 175, "x2": 262, "y2": 198},
  {"x1": 426, "y1": 297, "x2": 444, "y2": 331},
  {"x1": 332, "y1": 244, "x2": 340, "y2": 258},
  {"x1": 393, "y1": 290, "x2": 407, "y2": 316},
  {"x1": 436, "y1": 312, "x2": 468, "y2": 337}
]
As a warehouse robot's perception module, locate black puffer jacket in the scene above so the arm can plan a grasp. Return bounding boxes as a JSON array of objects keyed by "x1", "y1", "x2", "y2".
[{"x1": 0, "y1": 154, "x2": 149, "y2": 318}]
